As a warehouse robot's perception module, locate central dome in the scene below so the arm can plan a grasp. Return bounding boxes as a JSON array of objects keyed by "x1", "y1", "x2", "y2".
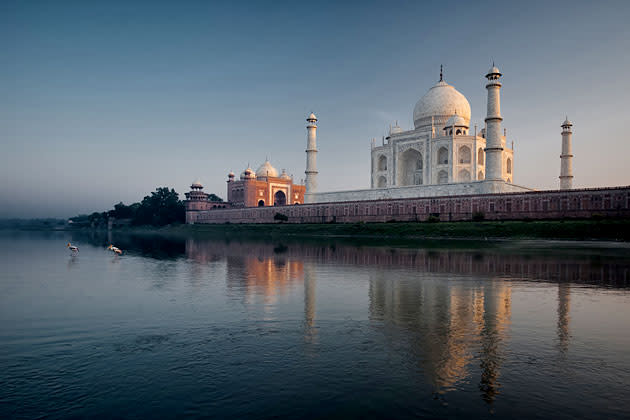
[
  {"x1": 413, "y1": 80, "x2": 471, "y2": 130},
  {"x1": 256, "y1": 160, "x2": 278, "y2": 178}
]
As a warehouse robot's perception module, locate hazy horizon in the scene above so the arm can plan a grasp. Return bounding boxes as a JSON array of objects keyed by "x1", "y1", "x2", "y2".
[{"x1": 2, "y1": 0, "x2": 629, "y2": 218}]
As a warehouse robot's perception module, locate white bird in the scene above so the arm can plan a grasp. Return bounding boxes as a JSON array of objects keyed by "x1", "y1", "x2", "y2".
[
  {"x1": 67, "y1": 242, "x2": 79, "y2": 254},
  {"x1": 107, "y1": 245, "x2": 122, "y2": 255}
]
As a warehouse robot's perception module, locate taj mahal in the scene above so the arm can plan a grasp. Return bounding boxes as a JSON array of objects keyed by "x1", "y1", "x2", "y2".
[
  {"x1": 184, "y1": 65, "x2": 630, "y2": 224},
  {"x1": 188, "y1": 65, "x2": 574, "y2": 206}
]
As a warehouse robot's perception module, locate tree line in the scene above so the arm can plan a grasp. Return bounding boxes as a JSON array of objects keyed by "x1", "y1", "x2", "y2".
[{"x1": 70, "y1": 187, "x2": 222, "y2": 227}]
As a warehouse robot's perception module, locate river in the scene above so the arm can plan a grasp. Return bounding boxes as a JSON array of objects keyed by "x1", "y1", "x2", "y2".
[{"x1": 1, "y1": 231, "x2": 629, "y2": 419}]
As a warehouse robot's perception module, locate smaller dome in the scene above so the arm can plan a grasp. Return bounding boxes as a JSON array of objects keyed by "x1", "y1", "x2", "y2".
[
  {"x1": 256, "y1": 160, "x2": 278, "y2": 178},
  {"x1": 279, "y1": 169, "x2": 291, "y2": 180},
  {"x1": 228, "y1": 171, "x2": 235, "y2": 178},
  {"x1": 562, "y1": 116, "x2": 572, "y2": 127},
  {"x1": 389, "y1": 122, "x2": 403, "y2": 135},
  {"x1": 191, "y1": 179, "x2": 203, "y2": 189},
  {"x1": 444, "y1": 113, "x2": 468, "y2": 128},
  {"x1": 241, "y1": 167, "x2": 256, "y2": 180},
  {"x1": 307, "y1": 112, "x2": 317, "y2": 121}
]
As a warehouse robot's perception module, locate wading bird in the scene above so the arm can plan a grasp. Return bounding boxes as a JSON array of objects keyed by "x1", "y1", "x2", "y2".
[
  {"x1": 67, "y1": 243, "x2": 79, "y2": 254},
  {"x1": 107, "y1": 245, "x2": 123, "y2": 255}
]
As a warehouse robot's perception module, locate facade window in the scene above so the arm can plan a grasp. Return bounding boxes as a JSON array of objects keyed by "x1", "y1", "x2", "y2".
[
  {"x1": 478, "y1": 148, "x2": 484, "y2": 165},
  {"x1": 507, "y1": 158, "x2": 512, "y2": 174},
  {"x1": 478, "y1": 170, "x2": 484, "y2": 180},
  {"x1": 438, "y1": 170, "x2": 448, "y2": 184},
  {"x1": 378, "y1": 155, "x2": 387, "y2": 171},
  {"x1": 438, "y1": 147, "x2": 449, "y2": 165},
  {"x1": 377, "y1": 176, "x2": 387, "y2": 188},
  {"x1": 459, "y1": 145, "x2": 471, "y2": 164}
]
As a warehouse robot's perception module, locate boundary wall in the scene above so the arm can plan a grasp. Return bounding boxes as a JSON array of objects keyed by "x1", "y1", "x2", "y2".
[{"x1": 186, "y1": 186, "x2": 630, "y2": 224}]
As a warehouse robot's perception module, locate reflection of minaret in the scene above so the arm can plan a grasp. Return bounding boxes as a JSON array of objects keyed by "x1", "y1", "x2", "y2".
[
  {"x1": 557, "y1": 283, "x2": 571, "y2": 355},
  {"x1": 479, "y1": 281, "x2": 511, "y2": 404},
  {"x1": 303, "y1": 263, "x2": 317, "y2": 343}
]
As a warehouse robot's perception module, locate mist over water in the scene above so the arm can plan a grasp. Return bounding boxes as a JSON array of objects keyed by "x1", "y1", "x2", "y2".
[{"x1": 1, "y1": 232, "x2": 629, "y2": 419}]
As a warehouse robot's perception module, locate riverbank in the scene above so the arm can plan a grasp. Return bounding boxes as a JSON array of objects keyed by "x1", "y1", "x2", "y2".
[{"x1": 129, "y1": 219, "x2": 630, "y2": 241}]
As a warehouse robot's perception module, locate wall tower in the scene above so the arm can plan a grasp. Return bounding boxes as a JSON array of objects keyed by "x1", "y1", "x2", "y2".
[
  {"x1": 559, "y1": 117, "x2": 574, "y2": 190},
  {"x1": 484, "y1": 65, "x2": 504, "y2": 181},
  {"x1": 305, "y1": 112, "x2": 318, "y2": 197}
]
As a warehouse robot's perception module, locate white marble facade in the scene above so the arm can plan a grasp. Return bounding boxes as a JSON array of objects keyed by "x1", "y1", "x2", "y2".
[
  {"x1": 305, "y1": 66, "x2": 531, "y2": 205},
  {"x1": 370, "y1": 73, "x2": 514, "y2": 190}
]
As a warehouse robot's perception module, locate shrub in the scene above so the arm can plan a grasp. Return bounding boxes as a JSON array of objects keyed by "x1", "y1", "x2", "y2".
[
  {"x1": 426, "y1": 215, "x2": 440, "y2": 223},
  {"x1": 274, "y1": 212, "x2": 289, "y2": 222},
  {"x1": 472, "y1": 211, "x2": 485, "y2": 221}
]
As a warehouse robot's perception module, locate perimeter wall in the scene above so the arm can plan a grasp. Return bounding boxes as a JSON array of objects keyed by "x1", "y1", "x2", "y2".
[{"x1": 186, "y1": 186, "x2": 630, "y2": 224}]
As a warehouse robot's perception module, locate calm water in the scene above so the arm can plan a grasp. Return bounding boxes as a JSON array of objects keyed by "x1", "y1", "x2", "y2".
[{"x1": 1, "y1": 231, "x2": 630, "y2": 419}]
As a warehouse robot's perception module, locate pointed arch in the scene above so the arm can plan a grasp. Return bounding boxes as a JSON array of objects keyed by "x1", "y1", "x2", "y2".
[
  {"x1": 478, "y1": 171, "x2": 484, "y2": 180},
  {"x1": 458, "y1": 145, "x2": 471, "y2": 164},
  {"x1": 400, "y1": 148, "x2": 423, "y2": 186},
  {"x1": 274, "y1": 191, "x2": 286, "y2": 206},
  {"x1": 478, "y1": 148, "x2": 484, "y2": 165},
  {"x1": 438, "y1": 147, "x2": 449, "y2": 165},
  {"x1": 506, "y1": 158, "x2": 512, "y2": 174},
  {"x1": 438, "y1": 170, "x2": 449, "y2": 184},
  {"x1": 377, "y1": 176, "x2": 387, "y2": 188},
  {"x1": 377, "y1": 155, "x2": 387, "y2": 171}
]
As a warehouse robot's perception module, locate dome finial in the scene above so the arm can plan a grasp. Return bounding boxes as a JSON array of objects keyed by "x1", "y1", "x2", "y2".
[{"x1": 439, "y1": 64, "x2": 443, "y2": 82}]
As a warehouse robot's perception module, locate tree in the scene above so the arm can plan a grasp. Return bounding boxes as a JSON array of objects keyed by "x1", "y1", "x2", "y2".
[
  {"x1": 133, "y1": 187, "x2": 185, "y2": 226},
  {"x1": 109, "y1": 202, "x2": 140, "y2": 219},
  {"x1": 208, "y1": 193, "x2": 223, "y2": 202}
]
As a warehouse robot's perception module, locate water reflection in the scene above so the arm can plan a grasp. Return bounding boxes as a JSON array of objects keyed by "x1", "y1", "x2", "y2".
[
  {"x1": 557, "y1": 283, "x2": 571, "y2": 356},
  {"x1": 61, "y1": 232, "x2": 630, "y2": 403},
  {"x1": 2, "y1": 231, "x2": 630, "y2": 418},
  {"x1": 369, "y1": 273, "x2": 511, "y2": 401},
  {"x1": 178, "y1": 237, "x2": 629, "y2": 402}
]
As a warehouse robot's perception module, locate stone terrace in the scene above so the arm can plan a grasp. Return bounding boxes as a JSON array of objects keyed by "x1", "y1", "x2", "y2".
[{"x1": 187, "y1": 186, "x2": 630, "y2": 224}]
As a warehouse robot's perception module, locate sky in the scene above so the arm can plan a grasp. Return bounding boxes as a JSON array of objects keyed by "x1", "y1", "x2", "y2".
[{"x1": 1, "y1": 0, "x2": 629, "y2": 218}]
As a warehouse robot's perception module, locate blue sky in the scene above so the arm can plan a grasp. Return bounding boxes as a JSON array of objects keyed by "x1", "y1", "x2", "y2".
[{"x1": 1, "y1": 0, "x2": 629, "y2": 217}]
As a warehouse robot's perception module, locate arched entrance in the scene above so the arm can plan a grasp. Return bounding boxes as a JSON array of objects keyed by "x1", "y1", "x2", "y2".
[
  {"x1": 400, "y1": 149, "x2": 423, "y2": 186},
  {"x1": 274, "y1": 190, "x2": 286, "y2": 206},
  {"x1": 258, "y1": 200, "x2": 265, "y2": 207}
]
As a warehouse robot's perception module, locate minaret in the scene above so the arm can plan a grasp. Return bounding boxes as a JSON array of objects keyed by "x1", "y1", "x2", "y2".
[
  {"x1": 305, "y1": 112, "x2": 318, "y2": 196},
  {"x1": 560, "y1": 117, "x2": 574, "y2": 190},
  {"x1": 484, "y1": 64, "x2": 504, "y2": 181}
]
